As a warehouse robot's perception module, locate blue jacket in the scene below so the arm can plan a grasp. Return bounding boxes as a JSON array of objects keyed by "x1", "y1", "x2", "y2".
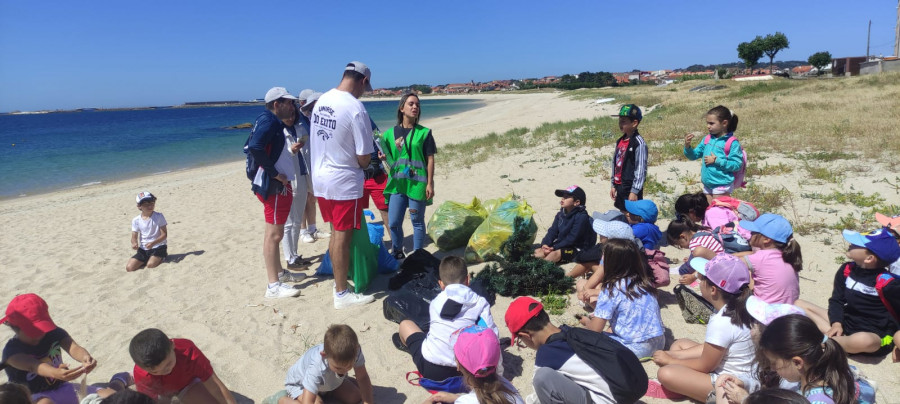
[
  {"x1": 632, "y1": 222, "x2": 662, "y2": 250},
  {"x1": 541, "y1": 206, "x2": 596, "y2": 250},
  {"x1": 248, "y1": 110, "x2": 286, "y2": 198},
  {"x1": 684, "y1": 133, "x2": 743, "y2": 188}
]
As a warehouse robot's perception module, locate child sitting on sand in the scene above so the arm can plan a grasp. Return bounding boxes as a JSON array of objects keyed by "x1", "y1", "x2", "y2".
[
  {"x1": 394, "y1": 256, "x2": 499, "y2": 382},
  {"x1": 280, "y1": 324, "x2": 373, "y2": 404},
  {"x1": 665, "y1": 215, "x2": 723, "y2": 285},
  {"x1": 1, "y1": 293, "x2": 127, "y2": 404},
  {"x1": 126, "y1": 191, "x2": 168, "y2": 272},
  {"x1": 534, "y1": 185, "x2": 595, "y2": 264},
  {"x1": 129, "y1": 328, "x2": 236, "y2": 404},
  {"x1": 794, "y1": 228, "x2": 900, "y2": 356},
  {"x1": 738, "y1": 213, "x2": 803, "y2": 304},
  {"x1": 624, "y1": 199, "x2": 662, "y2": 250}
]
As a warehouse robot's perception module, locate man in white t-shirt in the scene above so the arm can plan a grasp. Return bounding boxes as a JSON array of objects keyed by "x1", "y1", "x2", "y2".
[{"x1": 310, "y1": 61, "x2": 376, "y2": 309}]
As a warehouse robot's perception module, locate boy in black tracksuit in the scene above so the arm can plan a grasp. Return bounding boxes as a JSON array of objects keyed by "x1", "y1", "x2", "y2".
[
  {"x1": 796, "y1": 228, "x2": 900, "y2": 356},
  {"x1": 610, "y1": 104, "x2": 648, "y2": 212},
  {"x1": 535, "y1": 185, "x2": 596, "y2": 264}
]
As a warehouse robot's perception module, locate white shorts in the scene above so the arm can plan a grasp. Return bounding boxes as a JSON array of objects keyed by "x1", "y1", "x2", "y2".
[{"x1": 703, "y1": 184, "x2": 734, "y2": 195}]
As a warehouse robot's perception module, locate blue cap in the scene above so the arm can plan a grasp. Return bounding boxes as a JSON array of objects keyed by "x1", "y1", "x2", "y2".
[
  {"x1": 843, "y1": 228, "x2": 900, "y2": 264},
  {"x1": 740, "y1": 213, "x2": 793, "y2": 244},
  {"x1": 624, "y1": 199, "x2": 658, "y2": 224}
]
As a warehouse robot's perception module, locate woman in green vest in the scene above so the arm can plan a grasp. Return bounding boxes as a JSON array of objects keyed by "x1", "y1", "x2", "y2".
[{"x1": 380, "y1": 93, "x2": 436, "y2": 259}]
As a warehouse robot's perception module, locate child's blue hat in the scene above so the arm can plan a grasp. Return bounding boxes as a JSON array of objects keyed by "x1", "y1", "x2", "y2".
[
  {"x1": 740, "y1": 213, "x2": 793, "y2": 244},
  {"x1": 843, "y1": 228, "x2": 900, "y2": 263},
  {"x1": 625, "y1": 199, "x2": 658, "y2": 224}
]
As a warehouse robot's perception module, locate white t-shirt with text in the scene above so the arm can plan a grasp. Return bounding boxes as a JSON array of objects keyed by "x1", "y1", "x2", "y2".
[{"x1": 309, "y1": 89, "x2": 374, "y2": 200}]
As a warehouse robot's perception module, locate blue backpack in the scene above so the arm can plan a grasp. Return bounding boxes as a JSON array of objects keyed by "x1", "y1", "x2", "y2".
[{"x1": 696, "y1": 222, "x2": 751, "y2": 254}]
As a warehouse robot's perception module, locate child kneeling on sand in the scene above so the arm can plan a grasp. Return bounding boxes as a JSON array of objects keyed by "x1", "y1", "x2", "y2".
[
  {"x1": 279, "y1": 324, "x2": 373, "y2": 404},
  {"x1": 394, "y1": 256, "x2": 500, "y2": 382},
  {"x1": 126, "y1": 191, "x2": 168, "y2": 272},
  {"x1": 534, "y1": 185, "x2": 595, "y2": 264},
  {"x1": 129, "y1": 328, "x2": 236, "y2": 404}
]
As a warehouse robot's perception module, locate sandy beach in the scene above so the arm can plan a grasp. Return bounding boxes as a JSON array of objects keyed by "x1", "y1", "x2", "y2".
[{"x1": 1, "y1": 91, "x2": 897, "y2": 403}]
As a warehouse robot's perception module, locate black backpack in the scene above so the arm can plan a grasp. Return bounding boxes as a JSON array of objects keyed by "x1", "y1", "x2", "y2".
[{"x1": 556, "y1": 325, "x2": 648, "y2": 404}]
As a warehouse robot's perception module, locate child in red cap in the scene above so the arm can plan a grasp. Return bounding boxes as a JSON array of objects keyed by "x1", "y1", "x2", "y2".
[{"x1": 1, "y1": 293, "x2": 129, "y2": 404}]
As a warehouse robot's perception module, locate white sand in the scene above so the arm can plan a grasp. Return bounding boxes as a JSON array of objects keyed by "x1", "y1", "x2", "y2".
[{"x1": 1, "y1": 92, "x2": 897, "y2": 403}]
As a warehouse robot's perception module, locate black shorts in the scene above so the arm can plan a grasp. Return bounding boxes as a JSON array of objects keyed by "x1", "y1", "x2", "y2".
[
  {"x1": 558, "y1": 247, "x2": 587, "y2": 265},
  {"x1": 613, "y1": 184, "x2": 643, "y2": 212},
  {"x1": 574, "y1": 244, "x2": 602, "y2": 264},
  {"x1": 406, "y1": 332, "x2": 461, "y2": 381},
  {"x1": 132, "y1": 245, "x2": 168, "y2": 262}
]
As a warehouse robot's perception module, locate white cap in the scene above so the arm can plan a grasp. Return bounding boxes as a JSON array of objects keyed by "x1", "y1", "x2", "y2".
[
  {"x1": 297, "y1": 89, "x2": 315, "y2": 102},
  {"x1": 301, "y1": 92, "x2": 323, "y2": 112},
  {"x1": 345, "y1": 61, "x2": 373, "y2": 92},
  {"x1": 264, "y1": 87, "x2": 298, "y2": 103},
  {"x1": 136, "y1": 191, "x2": 155, "y2": 204}
]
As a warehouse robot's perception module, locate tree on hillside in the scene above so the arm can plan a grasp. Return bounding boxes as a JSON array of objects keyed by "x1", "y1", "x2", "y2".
[
  {"x1": 760, "y1": 32, "x2": 790, "y2": 73},
  {"x1": 737, "y1": 40, "x2": 764, "y2": 73},
  {"x1": 808, "y1": 51, "x2": 832, "y2": 75}
]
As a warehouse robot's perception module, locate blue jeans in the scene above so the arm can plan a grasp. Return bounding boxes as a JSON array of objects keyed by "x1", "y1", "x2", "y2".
[{"x1": 388, "y1": 193, "x2": 426, "y2": 252}]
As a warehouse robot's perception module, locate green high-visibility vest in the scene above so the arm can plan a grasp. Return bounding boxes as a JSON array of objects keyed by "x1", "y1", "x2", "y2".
[{"x1": 381, "y1": 124, "x2": 431, "y2": 202}]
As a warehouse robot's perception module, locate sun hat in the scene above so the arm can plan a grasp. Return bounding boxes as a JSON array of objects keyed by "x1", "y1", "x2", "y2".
[
  {"x1": 554, "y1": 185, "x2": 586, "y2": 205},
  {"x1": 345, "y1": 61, "x2": 373, "y2": 92},
  {"x1": 505, "y1": 297, "x2": 543, "y2": 343},
  {"x1": 593, "y1": 220, "x2": 635, "y2": 241},
  {"x1": 745, "y1": 295, "x2": 806, "y2": 325},
  {"x1": 876, "y1": 213, "x2": 900, "y2": 231},
  {"x1": 301, "y1": 92, "x2": 323, "y2": 112},
  {"x1": 740, "y1": 213, "x2": 793, "y2": 243},
  {"x1": 625, "y1": 199, "x2": 658, "y2": 224},
  {"x1": 264, "y1": 87, "x2": 298, "y2": 104},
  {"x1": 0, "y1": 294, "x2": 57, "y2": 338},
  {"x1": 843, "y1": 228, "x2": 900, "y2": 263},
  {"x1": 592, "y1": 209, "x2": 626, "y2": 224},
  {"x1": 689, "y1": 253, "x2": 751, "y2": 294},
  {"x1": 297, "y1": 89, "x2": 315, "y2": 103},
  {"x1": 135, "y1": 191, "x2": 155, "y2": 204},
  {"x1": 611, "y1": 104, "x2": 642, "y2": 122},
  {"x1": 451, "y1": 325, "x2": 500, "y2": 378}
]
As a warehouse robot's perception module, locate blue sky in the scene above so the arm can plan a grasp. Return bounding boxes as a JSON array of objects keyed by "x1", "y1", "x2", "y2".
[{"x1": 1, "y1": 0, "x2": 896, "y2": 112}]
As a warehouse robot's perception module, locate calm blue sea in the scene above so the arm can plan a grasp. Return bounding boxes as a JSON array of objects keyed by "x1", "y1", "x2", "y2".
[{"x1": 0, "y1": 98, "x2": 482, "y2": 198}]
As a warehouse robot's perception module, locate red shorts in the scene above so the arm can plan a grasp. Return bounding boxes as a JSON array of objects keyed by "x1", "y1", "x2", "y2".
[
  {"x1": 257, "y1": 188, "x2": 293, "y2": 225},
  {"x1": 362, "y1": 173, "x2": 388, "y2": 211},
  {"x1": 318, "y1": 196, "x2": 364, "y2": 231}
]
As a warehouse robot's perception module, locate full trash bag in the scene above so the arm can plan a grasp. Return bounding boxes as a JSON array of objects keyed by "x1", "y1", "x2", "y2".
[
  {"x1": 382, "y1": 271, "x2": 442, "y2": 332},
  {"x1": 426, "y1": 197, "x2": 488, "y2": 251},
  {"x1": 465, "y1": 199, "x2": 537, "y2": 263},
  {"x1": 481, "y1": 194, "x2": 513, "y2": 216},
  {"x1": 316, "y1": 213, "x2": 379, "y2": 293}
]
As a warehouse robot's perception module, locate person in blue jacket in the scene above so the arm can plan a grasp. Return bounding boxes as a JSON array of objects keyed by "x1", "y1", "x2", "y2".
[
  {"x1": 683, "y1": 105, "x2": 744, "y2": 203},
  {"x1": 534, "y1": 185, "x2": 597, "y2": 264}
]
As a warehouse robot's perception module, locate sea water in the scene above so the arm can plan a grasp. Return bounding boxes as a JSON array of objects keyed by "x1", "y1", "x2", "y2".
[{"x1": 0, "y1": 98, "x2": 482, "y2": 198}]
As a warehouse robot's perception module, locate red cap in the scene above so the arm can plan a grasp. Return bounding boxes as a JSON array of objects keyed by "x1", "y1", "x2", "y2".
[
  {"x1": 0, "y1": 294, "x2": 57, "y2": 338},
  {"x1": 504, "y1": 296, "x2": 543, "y2": 344}
]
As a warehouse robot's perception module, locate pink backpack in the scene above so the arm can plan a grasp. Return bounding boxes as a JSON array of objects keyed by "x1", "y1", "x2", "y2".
[{"x1": 703, "y1": 134, "x2": 747, "y2": 188}]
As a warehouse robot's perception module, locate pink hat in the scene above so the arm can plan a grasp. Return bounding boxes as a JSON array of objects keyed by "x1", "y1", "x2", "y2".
[
  {"x1": 876, "y1": 213, "x2": 900, "y2": 231},
  {"x1": 452, "y1": 325, "x2": 500, "y2": 378},
  {"x1": 745, "y1": 295, "x2": 806, "y2": 325},
  {"x1": 689, "y1": 253, "x2": 750, "y2": 294}
]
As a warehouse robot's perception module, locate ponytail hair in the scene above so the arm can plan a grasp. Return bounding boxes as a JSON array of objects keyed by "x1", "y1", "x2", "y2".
[
  {"x1": 460, "y1": 365, "x2": 517, "y2": 404},
  {"x1": 707, "y1": 105, "x2": 739, "y2": 133},
  {"x1": 759, "y1": 314, "x2": 856, "y2": 404},
  {"x1": 600, "y1": 238, "x2": 656, "y2": 300},
  {"x1": 674, "y1": 192, "x2": 709, "y2": 222},
  {"x1": 773, "y1": 236, "x2": 803, "y2": 273},
  {"x1": 665, "y1": 215, "x2": 702, "y2": 246}
]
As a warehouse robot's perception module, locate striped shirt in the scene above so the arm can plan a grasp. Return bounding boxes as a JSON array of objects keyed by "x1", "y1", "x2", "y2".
[{"x1": 689, "y1": 234, "x2": 724, "y2": 254}]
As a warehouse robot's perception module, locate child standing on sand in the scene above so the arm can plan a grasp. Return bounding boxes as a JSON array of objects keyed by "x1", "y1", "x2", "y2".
[
  {"x1": 684, "y1": 105, "x2": 745, "y2": 202},
  {"x1": 609, "y1": 104, "x2": 648, "y2": 212},
  {"x1": 126, "y1": 191, "x2": 168, "y2": 272}
]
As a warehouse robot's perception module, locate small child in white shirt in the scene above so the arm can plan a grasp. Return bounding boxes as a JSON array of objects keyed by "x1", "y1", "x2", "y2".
[{"x1": 126, "y1": 191, "x2": 168, "y2": 272}]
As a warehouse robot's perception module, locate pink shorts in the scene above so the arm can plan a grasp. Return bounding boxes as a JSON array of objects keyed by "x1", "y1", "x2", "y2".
[
  {"x1": 362, "y1": 173, "x2": 388, "y2": 211},
  {"x1": 257, "y1": 186, "x2": 293, "y2": 225},
  {"x1": 318, "y1": 196, "x2": 364, "y2": 231}
]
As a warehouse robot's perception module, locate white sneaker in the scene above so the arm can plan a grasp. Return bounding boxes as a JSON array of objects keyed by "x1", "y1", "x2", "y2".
[
  {"x1": 278, "y1": 270, "x2": 307, "y2": 283},
  {"x1": 333, "y1": 290, "x2": 374, "y2": 309},
  {"x1": 312, "y1": 229, "x2": 331, "y2": 239},
  {"x1": 301, "y1": 233, "x2": 316, "y2": 243},
  {"x1": 265, "y1": 283, "x2": 301, "y2": 298}
]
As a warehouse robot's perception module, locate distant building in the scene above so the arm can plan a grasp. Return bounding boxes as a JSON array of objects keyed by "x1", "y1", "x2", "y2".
[{"x1": 831, "y1": 56, "x2": 867, "y2": 76}]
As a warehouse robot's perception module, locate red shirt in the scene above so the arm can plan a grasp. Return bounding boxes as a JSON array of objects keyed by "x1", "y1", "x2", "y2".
[{"x1": 134, "y1": 339, "x2": 213, "y2": 398}]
